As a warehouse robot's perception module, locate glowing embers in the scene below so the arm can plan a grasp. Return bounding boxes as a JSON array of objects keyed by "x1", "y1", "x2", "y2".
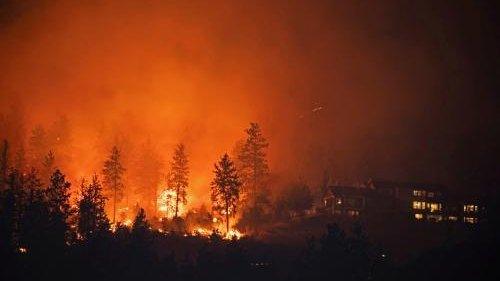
[
  {"x1": 157, "y1": 189, "x2": 186, "y2": 219},
  {"x1": 225, "y1": 229, "x2": 243, "y2": 240}
]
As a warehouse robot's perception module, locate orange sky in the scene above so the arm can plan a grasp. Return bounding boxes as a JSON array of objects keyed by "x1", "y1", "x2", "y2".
[{"x1": 2, "y1": 0, "x2": 497, "y2": 204}]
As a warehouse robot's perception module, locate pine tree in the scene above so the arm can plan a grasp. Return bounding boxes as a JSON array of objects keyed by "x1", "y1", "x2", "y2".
[
  {"x1": 18, "y1": 170, "x2": 50, "y2": 253},
  {"x1": 237, "y1": 123, "x2": 269, "y2": 203},
  {"x1": 211, "y1": 153, "x2": 242, "y2": 234},
  {"x1": 28, "y1": 125, "x2": 48, "y2": 169},
  {"x1": 41, "y1": 150, "x2": 56, "y2": 183},
  {"x1": 0, "y1": 139, "x2": 8, "y2": 190},
  {"x1": 14, "y1": 145, "x2": 26, "y2": 173},
  {"x1": 133, "y1": 140, "x2": 162, "y2": 217},
  {"x1": 77, "y1": 175, "x2": 110, "y2": 240},
  {"x1": 46, "y1": 169, "x2": 73, "y2": 248},
  {"x1": 102, "y1": 146, "x2": 125, "y2": 224},
  {"x1": 0, "y1": 170, "x2": 25, "y2": 252},
  {"x1": 168, "y1": 143, "x2": 189, "y2": 218}
]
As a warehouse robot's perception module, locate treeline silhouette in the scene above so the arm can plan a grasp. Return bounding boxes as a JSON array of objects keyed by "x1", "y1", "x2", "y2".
[{"x1": 1, "y1": 167, "x2": 498, "y2": 281}]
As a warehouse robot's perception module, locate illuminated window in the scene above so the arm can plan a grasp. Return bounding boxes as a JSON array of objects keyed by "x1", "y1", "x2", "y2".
[
  {"x1": 347, "y1": 210, "x2": 359, "y2": 216},
  {"x1": 413, "y1": 190, "x2": 425, "y2": 196},
  {"x1": 448, "y1": 216, "x2": 458, "y2": 221},
  {"x1": 414, "y1": 213, "x2": 424, "y2": 220},
  {"x1": 464, "y1": 217, "x2": 477, "y2": 224},
  {"x1": 427, "y1": 192, "x2": 434, "y2": 198},
  {"x1": 463, "y1": 205, "x2": 478, "y2": 213},
  {"x1": 427, "y1": 214, "x2": 442, "y2": 222},
  {"x1": 429, "y1": 203, "x2": 442, "y2": 212},
  {"x1": 412, "y1": 201, "x2": 426, "y2": 209}
]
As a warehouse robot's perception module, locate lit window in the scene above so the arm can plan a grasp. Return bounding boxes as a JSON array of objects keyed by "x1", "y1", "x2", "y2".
[
  {"x1": 427, "y1": 192, "x2": 434, "y2": 198},
  {"x1": 347, "y1": 210, "x2": 359, "y2": 216},
  {"x1": 429, "y1": 203, "x2": 442, "y2": 212},
  {"x1": 413, "y1": 190, "x2": 425, "y2": 196},
  {"x1": 414, "y1": 213, "x2": 424, "y2": 220},
  {"x1": 427, "y1": 214, "x2": 442, "y2": 222},
  {"x1": 464, "y1": 217, "x2": 477, "y2": 224},
  {"x1": 412, "y1": 201, "x2": 426, "y2": 209},
  {"x1": 464, "y1": 205, "x2": 478, "y2": 213},
  {"x1": 448, "y1": 216, "x2": 458, "y2": 221}
]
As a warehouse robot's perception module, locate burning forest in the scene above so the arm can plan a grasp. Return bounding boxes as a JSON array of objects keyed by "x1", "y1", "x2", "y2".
[{"x1": 1, "y1": 1, "x2": 499, "y2": 281}]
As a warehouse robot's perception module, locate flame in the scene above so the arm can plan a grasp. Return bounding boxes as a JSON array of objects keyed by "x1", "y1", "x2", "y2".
[
  {"x1": 157, "y1": 189, "x2": 186, "y2": 219},
  {"x1": 225, "y1": 229, "x2": 244, "y2": 240}
]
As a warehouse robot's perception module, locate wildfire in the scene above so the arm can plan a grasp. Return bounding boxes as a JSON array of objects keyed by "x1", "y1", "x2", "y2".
[
  {"x1": 225, "y1": 229, "x2": 243, "y2": 240},
  {"x1": 157, "y1": 189, "x2": 186, "y2": 219}
]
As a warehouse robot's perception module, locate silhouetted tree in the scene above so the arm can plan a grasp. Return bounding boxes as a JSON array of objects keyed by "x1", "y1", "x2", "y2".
[
  {"x1": 77, "y1": 175, "x2": 110, "y2": 240},
  {"x1": 168, "y1": 143, "x2": 189, "y2": 218},
  {"x1": 46, "y1": 169, "x2": 73, "y2": 248},
  {"x1": 28, "y1": 125, "x2": 48, "y2": 169},
  {"x1": 280, "y1": 182, "x2": 313, "y2": 217},
  {"x1": 0, "y1": 170, "x2": 25, "y2": 252},
  {"x1": 18, "y1": 170, "x2": 50, "y2": 254},
  {"x1": 237, "y1": 123, "x2": 269, "y2": 202},
  {"x1": 133, "y1": 140, "x2": 163, "y2": 216},
  {"x1": 13, "y1": 145, "x2": 26, "y2": 173},
  {"x1": 0, "y1": 140, "x2": 8, "y2": 190},
  {"x1": 132, "y1": 208, "x2": 150, "y2": 236},
  {"x1": 41, "y1": 150, "x2": 55, "y2": 183},
  {"x1": 102, "y1": 145, "x2": 125, "y2": 224},
  {"x1": 211, "y1": 153, "x2": 241, "y2": 234}
]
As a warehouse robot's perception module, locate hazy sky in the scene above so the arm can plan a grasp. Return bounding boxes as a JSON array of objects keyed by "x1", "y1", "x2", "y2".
[{"x1": 1, "y1": 0, "x2": 498, "y2": 198}]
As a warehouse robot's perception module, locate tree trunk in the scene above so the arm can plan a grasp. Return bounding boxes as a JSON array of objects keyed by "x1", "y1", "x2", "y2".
[
  {"x1": 113, "y1": 187, "x2": 116, "y2": 224},
  {"x1": 225, "y1": 197, "x2": 230, "y2": 234},
  {"x1": 175, "y1": 186, "x2": 179, "y2": 218}
]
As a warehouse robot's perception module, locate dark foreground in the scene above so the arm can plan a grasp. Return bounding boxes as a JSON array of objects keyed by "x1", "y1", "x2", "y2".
[{"x1": 2, "y1": 216, "x2": 499, "y2": 281}]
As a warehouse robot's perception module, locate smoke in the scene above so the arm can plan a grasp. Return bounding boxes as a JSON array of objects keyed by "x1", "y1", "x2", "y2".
[{"x1": 1, "y1": 0, "x2": 497, "y2": 201}]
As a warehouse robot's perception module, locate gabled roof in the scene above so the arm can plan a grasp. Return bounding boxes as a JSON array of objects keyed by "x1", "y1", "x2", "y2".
[
  {"x1": 326, "y1": 185, "x2": 373, "y2": 197},
  {"x1": 368, "y1": 179, "x2": 446, "y2": 192}
]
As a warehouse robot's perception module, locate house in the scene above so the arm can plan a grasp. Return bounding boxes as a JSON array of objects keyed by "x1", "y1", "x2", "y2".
[
  {"x1": 323, "y1": 186, "x2": 371, "y2": 217},
  {"x1": 323, "y1": 179, "x2": 483, "y2": 224},
  {"x1": 367, "y1": 180, "x2": 446, "y2": 222}
]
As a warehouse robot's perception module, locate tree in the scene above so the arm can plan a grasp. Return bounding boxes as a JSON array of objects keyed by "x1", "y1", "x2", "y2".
[
  {"x1": 46, "y1": 169, "x2": 73, "y2": 248},
  {"x1": 13, "y1": 145, "x2": 26, "y2": 173},
  {"x1": 133, "y1": 140, "x2": 163, "y2": 217},
  {"x1": 281, "y1": 182, "x2": 313, "y2": 217},
  {"x1": 168, "y1": 143, "x2": 189, "y2": 218},
  {"x1": 0, "y1": 170, "x2": 25, "y2": 252},
  {"x1": 0, "y1": 140, "x2": 8, "y2": 190},
  {"x1": 132, "y1": 208, "x2": 150, "y2": 236},
  {"x1": 41, "y1": 150, "x2": 56, "y2": 183},
  {"x1": 18, "y1": 170, "x2": 50, "y2": 254},
  {"x1": 28, "y1": 125, "x2": 48, "y2": 169},
  {"x1": 237, "y1": 123, "x2": 269, "y2": 204},
  {"x1": 102, "y1": 146, "x2": 125, "y2": 224},
  {"x1": 77, "y1": 175, "x2": 110, "y2": 240},
  {"x1": 211, "y1": 153, "x2": 242, "y2": 234}
]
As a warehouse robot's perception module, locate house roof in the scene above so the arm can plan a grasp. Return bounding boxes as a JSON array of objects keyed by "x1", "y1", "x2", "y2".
[
  {"x1": 326, "y1": 186, "x2": 373, "y2": 197},
  {"x1": 369, "y1": 179, "x2": 446, "y2": 192}
]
